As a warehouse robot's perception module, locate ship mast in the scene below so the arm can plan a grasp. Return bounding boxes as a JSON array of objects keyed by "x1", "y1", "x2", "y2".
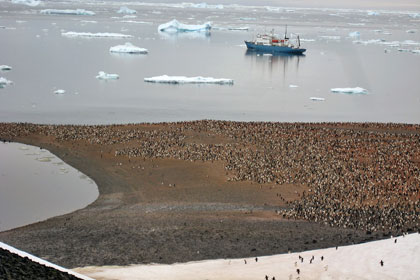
[{"x1": 284, "y1": 25, "x2": 288, "y2": 40}]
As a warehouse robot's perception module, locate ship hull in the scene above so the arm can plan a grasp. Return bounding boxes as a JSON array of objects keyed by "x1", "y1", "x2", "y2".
[{"x1": 245, "y1": 41, "x2": 306, "y2": 54}]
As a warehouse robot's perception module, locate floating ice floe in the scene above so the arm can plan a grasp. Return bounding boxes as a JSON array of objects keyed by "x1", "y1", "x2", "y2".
[
  {"x1": 144, "y1": 75, "x2": 233, "y2": 85},
  {"x1": 109, "y1": 42, "x2": 148, "y2": 54},
  {"x1": 80, "y1": 20, "x2": 97, "y2": 24},
  {"x1": 239, "y1": 17, "x2": 257, "y2": 21},
  {"x1": 96, "y1": 71, "x2": 119, "y2": 80},
  {"x1": 406, "y1": 29, "x2": 417, "y2": 33},
  {"x1": 0, "y1": 65, "x2": 12, "y2": 71},
  {"x1": 117, "y1": 6, "x2": 136, "y2": 14},
  {"x1": 41, "y1": 9, "x2": 95, "y2": 16},
  {"x1": 348, "y1": 31, "x2": 360, "y2": 38},
  {"x1": 331, "y1": 87, "x2": 368, "y2": 94},
  {"x1": 190, "y1": 3, "x2": 223, "y2": 9},
  {"x1": 300, "y1": 38, "x2": 316, "y2": 42},
  {"x1": 158, "y1": 19, "x2": 211, "y2": 33},
  {"x1": 0, "y1": 77, "x2": 13, "y2": 88},
  {"x1": 122, "y1": 15, "x2": 136, "y2": 19},
  {"x1": 319, "y1": 35, "x2": 341, "y2": 40},
  {"x1": 228, "y1": 26, "x2": 249, "y2": 31},
  {"x1": 54, "y1": 89, "x2": 65, "y2": 94},
  {"x1": 348, "y1": 23, "x2": 365, "y2": 26},
  {"x1": 289, "y1": 84, "x2": 299, "y2": 88},
  {"x1": 310, "y1": 97, "x2": 325, "y2": 101},
  {"x1": 62, "y1": 31, "x2": 133, "y2": 38},
  {"x1": 412, "y1": 50, "x2": 420, "y2": 54},
  {"x1": 119, "y1": 20, "x2": 151, "y2": 24},
  {"x1": 11, "y1": 0, "x2": 40, "y2": 6},
  {"x1": 265, "y1": 6, "x2": 281, "y2": 12}
]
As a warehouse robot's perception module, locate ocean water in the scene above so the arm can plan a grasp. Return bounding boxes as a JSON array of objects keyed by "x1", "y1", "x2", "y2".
[
  {"x1": 0, "y1": 142, "x2": 98, "y2": 232},
  {"x1": 0, "y1": 0, "x2": 419, "y2": 124}
]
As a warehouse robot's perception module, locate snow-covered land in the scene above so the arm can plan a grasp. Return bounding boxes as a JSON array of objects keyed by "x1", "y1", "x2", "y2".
[
  {"x1": 0, "y1": 65, "x2": 12, "y2": 71},
  {"x1": 109, "y1": 42, "x2": 148, "y2": 54},
  {"x1": 75, "y1": 233, "x2": 420, "y2": 280},
  {"x1": 0, "y1": 242, "x2": 93, "y2": 280},
  {"x1": 96, "y1": 71, "x2": 119, "y2": 80},
  {"x1": 41, "y1": 9, "x2": 95, "y2": 16},
  {"x1": 144, "y1": 75, "x2": 233, "y2": 85},
  {"x1": 62, "y1": 32, "x2": 133, "y2": 38},
  {"x1": 11, "y1": 0, "x2": 40, "y2": 7},
  {"x1": 117, "y1": 6, "x2": 136, "y2": 14},
  {"x1": 331, "y1": 87, "x2": 368, "y2": 94},
  {"x1": 158, "y1": 19, "x2": 211, "y2": 33},
  {"x1": 0, "y1": 77, "x2": 13, "y2": 88}
]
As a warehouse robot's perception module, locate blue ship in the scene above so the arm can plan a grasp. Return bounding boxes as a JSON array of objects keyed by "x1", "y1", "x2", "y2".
[{"x1": 245, "y1": 27, "x2": 306, "y2": 55}]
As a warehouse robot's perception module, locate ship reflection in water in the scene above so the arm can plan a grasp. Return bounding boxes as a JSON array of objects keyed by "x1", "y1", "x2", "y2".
[{"x1": 244, "y1": 49, "x2": 304, "y2": 76}]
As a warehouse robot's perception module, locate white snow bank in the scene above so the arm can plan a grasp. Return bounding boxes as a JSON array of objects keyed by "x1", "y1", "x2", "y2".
[
  {"x1": 109, "y1": 42, "x2": 148, "y2": 54},
  {"x1": 117, "y1": 6, "x2": 136, "y2": 14},
  {"x1": 0, "y1": 77, "x2": 13, "y2": 88},
  {"x1": 54, "y1": 89, "x2": 65, "y2": 94},
  {"x1": 158, "y1": 19, "x2": 211, "y2": 33},
  {"x1": 96, "y1": 71, "x2": 119, "y2": 80},
  {"x1": 41, "y1": 9, "x2": 95, "y2": 16},
  {"x1": 11, "y1": 0, "x2": 40, "y2": 7},
  {"x1": 62, "y1": 32, "x2": 133, "y2": 38},
  {"x1": 331, "y1": 87, "x2": 368, "y2": 94},
  {"x1": 0, "y1": 65, "x2": 12, "y2": 71},
  {"x1": 144, "y1": 75, "x2": 233, "y2": 85},
  {"x1": 348, "y1": 31, "x2": 360, "y2": 37},
  {"x1": 74, "y1": 233, "x2": 420, "y2": 280},
  {"x1": 310, "y1": 97, "x2": 325, "y2": 101},
  {"x1": 0, "y1": 242, "x2": 93, "y2": 280}
]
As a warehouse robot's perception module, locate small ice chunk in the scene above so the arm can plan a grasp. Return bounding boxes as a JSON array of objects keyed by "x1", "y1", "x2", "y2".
[
  {"x1": 80, "y1": 20, "x2": 97, "y2": 24},
  {"x1": 11, "y1": 0, "x2": 40, "y2": 6},
  {"x1": 319, "y1": 35, "x2": 341, "y2": 40},
  {"x1": 0, "y1": 65, "x2": 12, "y2": 71},
  {"x1": 367, "y1": 11, "x2": 379, "y2": 16},
  {"x1": 62, "y1": 31, "x2": 133, "y2": 38},
  {"x1": 289, "y1": 84, "x2": 299, "y2": 88},
  {"x1": 117, "y1": 6, "x2": 136, "y2": 14},
  {"x1": 36, "y1": 157, "x2": 53, "y2": 162},
  {"x1": 54, "y1": 89, "x2": 65, "y2": 94},
  {"x1": 310, "y1": 97, "x2": 325, "y2": 101},
  {"x1": 227, "y1": 26, "x2": 249, "y2": 31},
  {"x1": 331, "y1": 87, "x2": 368, "y2": 94},
  {"x1": 0, "y1": 77, "x2": 13, "y2": 88},
  {"x1": 144, "y1": 75, "x2": 233, "y2": 85},
  {"x1": 406, "y1": 30, "x2": 417, "y2": 33},
  {"x1": 348, "y1": 31, "x2": 360, "y2": 38},
  {"x1": 158, "y1": 19, "x2": 211, "y2": 33},
  {"x1": 122, "y1": 15, "x2": 137, "y2": 19},
  {"x1": 239, "y1": 17, "x2": 256, "y2": 21},
  {"x1": 41, "y1": 9, "x2": 95, "y2": 16},
  {"x1": 109, "y1": 42, "x2": 148, "y2": 54},
  {"x1": 96, "y1": 71, "x2": 119, "y2": 80},
  {"x1": 265, "y1": 6, "x2": 281, "y2": 12},
  {"x1": 411, "y1": 50, "x2": 420, "y2": 54}
]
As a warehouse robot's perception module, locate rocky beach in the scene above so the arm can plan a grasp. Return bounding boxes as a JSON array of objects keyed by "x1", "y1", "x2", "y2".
[{"x1": 0, "y1": 121, "x2": 419, "y2": 269}]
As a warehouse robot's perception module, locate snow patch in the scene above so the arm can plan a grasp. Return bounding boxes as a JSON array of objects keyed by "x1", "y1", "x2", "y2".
[
  {"x1": 158, "y1": 19, "x2": 211, "y2": 33},
  {"x1": 41, "y1": 9, "x2": 95, "y2": 16},
  {"x1": 144, "y1": 75, "x2": 233, "y2": 85},
  {"x1": 109, "y1": 42, "x2": 148, "y2": 54},
  {"x1": 62, "y1": 32, "x2": 133, "y2": 38},
  {"x1": 331, "y1": 87, "x2": 368, "y2": 94},
  {"x1": 96, "y1": 71, "x2": 119, "y2": 80}
]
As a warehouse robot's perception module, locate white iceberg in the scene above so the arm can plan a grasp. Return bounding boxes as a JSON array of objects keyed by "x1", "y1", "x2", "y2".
[
  {"x1": 158, "y1": 19, "x2": 211, "y2": 33},
  {"x1": 117, "y1": 6, "x2": 136, "y2": 14},
  {"x1": 0, "y1": 77, "x2": 13, "y2": 88},
  {"x1": 348, "y1": 31, "x2": 360, "y2": 38},
  {"x1": 96, "y1": 71, "x2": 119, "y2": 80},
  {"x1": 0, "y1": 65, "x2": 12, "y2": 71},
  {"x1": 41, "y1": 9, "x2": 95, "y2": 16},
  {"x1": 144, "y1": 75, "x2": 233, "y2": 85},
  {"x1": 331, "y1": 87, "x2": 368, "y2": 94},
  {"x1": 310, "y1": 97, "x2": 325, "y2": 101},
  {"x1": 54, "y1": 89, "x2": 65, "y2": 94},
  {"x1": 11, "y1": 0, "x2": 40, "y2": 6},
  {"x1": 109, "y1": 42, "x2": 148, "y2": 54},
  {"x1": 62, "y1": 32, "x2": 133, "y2": 38}
]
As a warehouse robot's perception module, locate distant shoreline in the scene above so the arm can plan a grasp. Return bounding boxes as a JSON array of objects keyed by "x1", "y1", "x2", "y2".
[{"x1": 0, "y1": 121, "x2": 418, "y2": 268}]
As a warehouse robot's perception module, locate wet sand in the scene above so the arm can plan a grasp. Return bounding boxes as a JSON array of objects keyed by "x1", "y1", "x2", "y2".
[{"x1": 0, "y1": 121, "x2": 418, "y2": 268}]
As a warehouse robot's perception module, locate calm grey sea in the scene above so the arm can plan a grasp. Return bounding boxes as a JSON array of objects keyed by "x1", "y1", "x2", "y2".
[{"x1": 0, "y1": 0, "x2": 419, "y2": 124}]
